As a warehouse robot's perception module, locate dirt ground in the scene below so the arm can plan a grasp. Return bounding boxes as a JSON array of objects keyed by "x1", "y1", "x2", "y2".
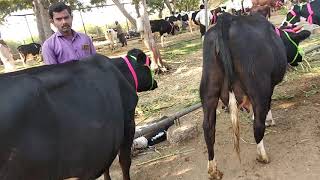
[{"x1": 99, "y1": 14, "x2": 320, "y2": 180}]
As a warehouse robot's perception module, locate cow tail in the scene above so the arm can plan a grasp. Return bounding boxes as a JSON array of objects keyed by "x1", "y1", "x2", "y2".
[
  {"x1": 229, "y1": 91, "x2": 240, "y2": 162},
  {"x1": 217, "y1": 14, "x2": 241, "y2": 162},
  {"x1": 216, "y1": 13, "x2": 234, "y2": 90}
]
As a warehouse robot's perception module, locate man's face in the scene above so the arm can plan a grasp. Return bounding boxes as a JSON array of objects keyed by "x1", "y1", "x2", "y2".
[{"x1": 52, "y1": 9, "x2": 73, "y2": 34}]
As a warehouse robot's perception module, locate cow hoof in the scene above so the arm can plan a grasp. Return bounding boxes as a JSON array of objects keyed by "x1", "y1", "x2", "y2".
[
  {"x1": 256, "y1": 155, "x2": 270, "y2": 164},
  {"x1": 208, "y1": 169, "x2": 223, "y2": 180}
]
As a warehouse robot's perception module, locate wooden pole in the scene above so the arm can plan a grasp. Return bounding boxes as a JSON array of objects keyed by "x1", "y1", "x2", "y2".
[{"x1": 134, "y1": 103, "x2": 202, "y2": 138}]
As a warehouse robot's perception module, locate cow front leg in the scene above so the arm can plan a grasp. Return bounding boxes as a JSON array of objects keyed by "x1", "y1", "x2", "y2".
[
  {"x1": 202, "y1": 96, "x2": 223, "y2": 180},
  {"x1": 160, "y1": 35, "x2": 164, "y2": 47}
]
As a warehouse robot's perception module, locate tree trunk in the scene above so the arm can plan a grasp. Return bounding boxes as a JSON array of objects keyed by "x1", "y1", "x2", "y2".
[
  {"x1": 112, "y1": 0, "x2": 137, "y2": 29},
  {"x1": 164, "y1": 0, "x2": 173, "y2": 14},
  {"x1": 37, "y1": 0, "x2": 53, "y2": 41},
  {"x1": 34, "y1": 0, "x2": 52, "y2": 42},
  {"x1": 134, "y1": 2, "x2": 141, "y2": 18},
  {"x1": 141, "y1": 0, "x2": 167, "y2": 73},
  {"x1": 0, "y1": 43, "x2": 16, "y2": 73},
  {"x1": 33, "y1": 0, "x2": 46, "y2": 43}
]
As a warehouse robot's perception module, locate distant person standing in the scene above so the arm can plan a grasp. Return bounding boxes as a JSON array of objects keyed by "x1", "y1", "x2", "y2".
[
  {"x1": 42, "y1": 2, "x2": 96, "y2": 65},
  {"x1": 0, "y1": 31, "x2": 16, "y2": 72},
  {"x1": 115, "y1": 21, "x2": 127, "y2": 47},
  {"x1": 195, "y1": 4, "x2": 213, "y2": 37}
]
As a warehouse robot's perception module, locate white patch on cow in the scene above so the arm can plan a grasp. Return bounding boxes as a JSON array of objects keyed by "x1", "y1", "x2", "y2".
[
  {"x1": 265, "y1": 110, "x2": 276, "y2": 126},
  {"x1": 208, "y1": 158, "x2": 223, "y2": 179},
  {"x1": 208, "y1": 158, "x2": 217, "y2": 174},
  {"x1": 64, "y1": 178, "x2": 79, "y2": 180},
  {"x1": 161, "y1": 35, "x2": 165, "y2": 47},
  {"x1": 257, "y1": 139, "x2": 269, "y2": 163},
  {"x1": 251, "y1": 109, "x2": 275, "y2": 126}
]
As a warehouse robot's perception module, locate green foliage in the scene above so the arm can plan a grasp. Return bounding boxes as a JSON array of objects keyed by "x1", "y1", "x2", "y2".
[
  {"x1": 87, "y1": 25, "x2": 104, "y2": 37},
  {"x1": 0, "y1": 0, "x2": 32, "y2": 22},
  {"x1": 175, "y1": 0, "x2": 199, "y2": 12},
  {"x1": 146, "y1": 0, "x2": 165, "y2": 15}
]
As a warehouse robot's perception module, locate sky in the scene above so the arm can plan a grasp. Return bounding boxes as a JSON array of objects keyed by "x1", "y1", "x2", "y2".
[{"x1": 0, "y1": 1, "x2": 139, "y2": 43}]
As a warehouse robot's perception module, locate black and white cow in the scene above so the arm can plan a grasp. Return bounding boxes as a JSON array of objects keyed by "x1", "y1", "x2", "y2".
[
  {"x1": 200, "y1": 13, "x2": 309, "y2": 179},
  {"x1": 17, "y1": 42, "x2": 42, "y2": 66},
  {"x1": 150, "y1": 19, "x2": 179, "y2": 47},
  {"x1": 282, "y1": 0, "x2": 320, "y2": 27},
  {"x1": 0, "y1": 48, "x2": 157, "y2": 180}
]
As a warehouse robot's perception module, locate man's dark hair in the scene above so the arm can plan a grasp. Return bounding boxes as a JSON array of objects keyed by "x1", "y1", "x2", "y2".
[
  {"x1": 200, "y1": 4, "x2": 205, "y2": 9},
  {"x1": 49, "y1": 2, "x2": 72, "y2": 19}
]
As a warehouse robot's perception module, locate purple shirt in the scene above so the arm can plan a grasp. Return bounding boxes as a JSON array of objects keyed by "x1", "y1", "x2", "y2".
[{"x1": 42, "y1": 30, "x2": 96, "y2": 65}]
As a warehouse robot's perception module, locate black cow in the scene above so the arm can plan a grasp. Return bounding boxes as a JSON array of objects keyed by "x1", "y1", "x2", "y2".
[
  {"x1": 200, "y1": 13, "x2": 309, "y2": 179},
  {"x1": 177, "y1": 13, "x2": 189, "y2": 21},
  {"x1": 150, "y1": 19, "x2": 179, "y2": 47},
  {"x1": 0, "y1": 48, "x2": 157, "y2": 180},
  {"x1": 282, "y1": 0, "x2": 320, "y2": 27},
  {"x1": 17, "y1": 42, "x2": 42, "y2": 66}
]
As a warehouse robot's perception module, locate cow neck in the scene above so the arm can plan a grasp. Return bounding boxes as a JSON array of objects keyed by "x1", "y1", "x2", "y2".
[
  {"x1": 122, "y1": 56, "x2": 138, "y2": 92},
  {"x1": 283, "y1": 31, "x2": 303, "y2": 64},
  {"x1": 274, "y1": 27, "x2": 303, "y2": 64},
  {"x1": 128, "y1": 55, "x2": 154, "y2": 91},
  {"x1": 169, "y1": 23, "x2": 174, "y2": 34}
]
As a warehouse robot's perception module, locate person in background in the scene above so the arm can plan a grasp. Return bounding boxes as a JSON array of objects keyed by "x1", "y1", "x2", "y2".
[
  {"x1": 114, "y1": 21, "x2": 127, "y2": 47},
  {"x1": 0, "y1": 31, "x2": 16, "y2": 72},
  {"x1": 195, "y1": 4, "x2": 213, "y2": 37},
  {"x1": 42, "y1": 2, "x2": 96, "y2": 65}
]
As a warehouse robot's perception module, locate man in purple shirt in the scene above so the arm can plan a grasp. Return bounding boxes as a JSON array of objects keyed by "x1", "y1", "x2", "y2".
[{"x1": 42, "y1": 2, "x2": 96, "y2": 65}]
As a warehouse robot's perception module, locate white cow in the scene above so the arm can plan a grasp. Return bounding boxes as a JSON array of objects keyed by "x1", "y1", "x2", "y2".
[{"x1": 105, "y1": 29, "x2": 118, "y2": 51}]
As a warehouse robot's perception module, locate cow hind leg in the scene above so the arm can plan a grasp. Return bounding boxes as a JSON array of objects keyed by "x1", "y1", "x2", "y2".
[
  {"x1": 202, "y1": 91, "x2": 223, "y2": 179},
  {"x1": 252, "y1": 109, "x2": 275, "y2": 127},
  {"x1": 252, "y1": 97, "x2": 271, "y2": 164},
  {"x1": 118, "y1": 113, "x2": 135, "y2": 180}
]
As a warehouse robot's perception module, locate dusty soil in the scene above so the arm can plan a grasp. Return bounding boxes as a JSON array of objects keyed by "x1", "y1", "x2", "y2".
[{"x1": 98, "y1": 13, "x2": 320, "y2": 180}]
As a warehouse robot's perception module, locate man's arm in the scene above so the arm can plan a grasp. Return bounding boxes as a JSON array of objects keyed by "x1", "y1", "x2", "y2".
[{"x1": 42, "y1": 41, "x2": 58, "y2": 65}]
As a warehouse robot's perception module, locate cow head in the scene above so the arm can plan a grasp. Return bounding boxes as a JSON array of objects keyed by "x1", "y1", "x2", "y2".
[
  {"x1": 278, "y1": 28, "x2": 310, "y2": 66},
  {"x1": 126, "y1": 48, "x2": 158, "y2": 92},
  {"x1": 282, "y1": 5, "x2": 300, "y2": 27}
]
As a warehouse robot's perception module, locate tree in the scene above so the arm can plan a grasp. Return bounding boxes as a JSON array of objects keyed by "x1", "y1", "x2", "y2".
[
  {"x1": 146, "y1": 0, "x2": 165, "y2": 18},
  {"x1": 164, "y1": 0, "x2": 173, "y2": 14},
  {"x1": 90, "y1": 0, "x2": 137, "y2": 29},
  {"x1": 175, "y1": 0, "x2": 199, "y2": 12},
  {"x1": 141, "y1": 0, "x2": 167, "y2": 73}
]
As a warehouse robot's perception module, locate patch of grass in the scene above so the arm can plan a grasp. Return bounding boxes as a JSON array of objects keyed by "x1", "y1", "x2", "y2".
[
  {"x1": 161, "y1": 39, "x2": 201, "y2": 62},
  {"x1": 278, "y1": 7, "x2": 288, "y2": 15}
]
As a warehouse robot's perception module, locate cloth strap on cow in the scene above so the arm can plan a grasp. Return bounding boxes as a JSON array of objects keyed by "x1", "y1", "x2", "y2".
[
  {"x1": 287, "y1": 10, "x2": 298, "y2": 24},
  {"x1": 306, "y1": 3, "x2": 314, "y2": 24},
  {"x1": 123, "y1": 56, "x2": 138, "y2": 91},
  {"x1": 128, "y1": 55, "x2": 155, "y2": 91}
]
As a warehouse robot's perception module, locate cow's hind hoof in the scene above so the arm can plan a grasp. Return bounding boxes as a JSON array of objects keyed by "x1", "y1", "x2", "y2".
[
  {"x1": 256, "y1": 155, "x2": 270, "y2": 164},
  {"x1": 208, "y1": 169, "x2": 223, "y2": 180}
]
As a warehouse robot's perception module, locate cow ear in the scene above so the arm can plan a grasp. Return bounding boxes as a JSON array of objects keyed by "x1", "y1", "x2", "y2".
[{"x1": 295, "y1": 30, "x2": 311, "y2": 41}]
